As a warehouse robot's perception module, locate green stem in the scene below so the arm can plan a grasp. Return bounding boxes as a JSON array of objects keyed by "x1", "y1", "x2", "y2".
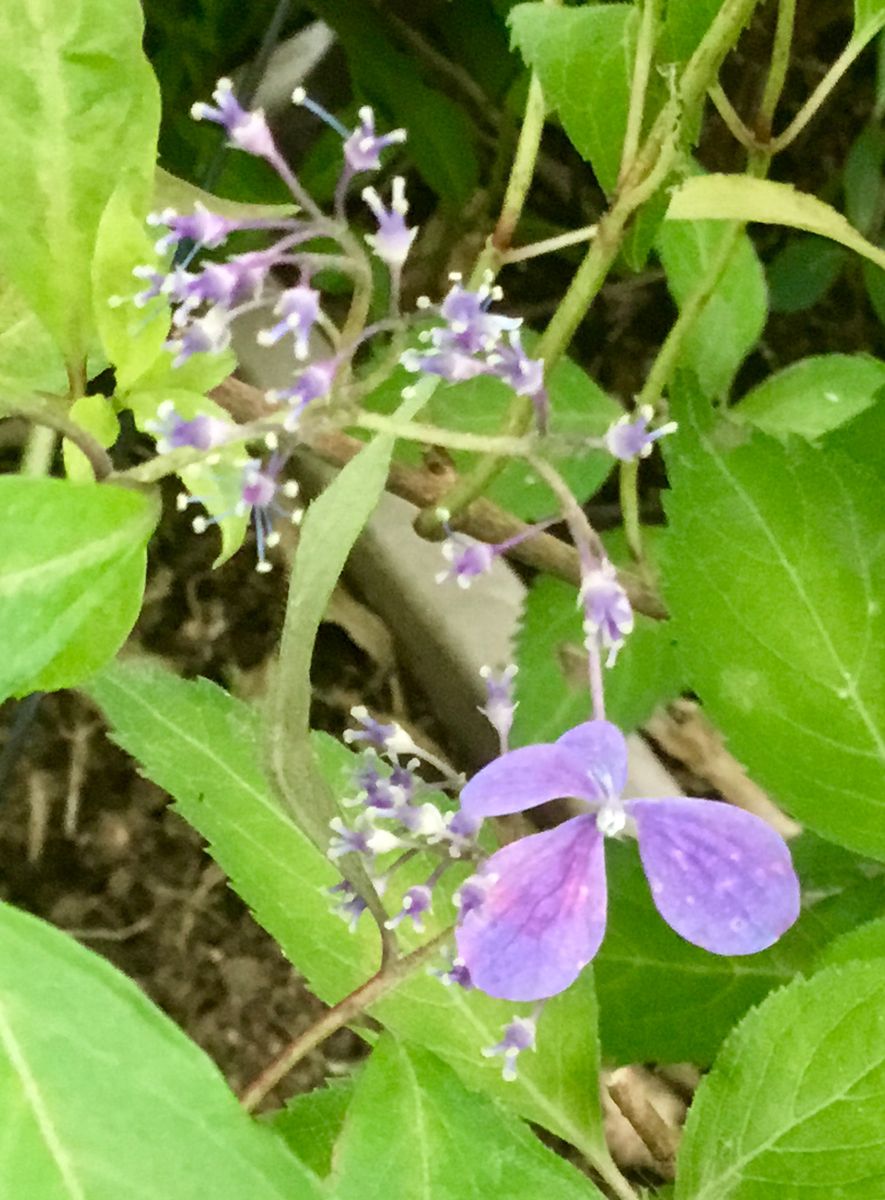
[
  {"x1": 503, "y1": 223, "x2": 598, "y2": 265},
  {"x1": 770, "y1": 30, "x2": 878, "y2": 153},
  {"x1": 20, "y1": 424, "x2": 57, "y2": 477},
  {"x1": 755, "y1": 0, "x2": 797, "y2": 140},
  {"x1": 619, "y1": 0, "x2": 663, "y2": 184},
  {"x1": 619, "y1": 460, "x2": 642, "y2": 563},
  {"x1": 709, "y1": 81, "x2": 758, "y2": 149},
  {"x1": 355, "y1": 412, "x2": 532, "y2": 456}
]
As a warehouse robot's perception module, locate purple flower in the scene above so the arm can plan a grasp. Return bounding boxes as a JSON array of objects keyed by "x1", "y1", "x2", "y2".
[
  {"x1": 604, "y1": 405, "x2": 678, "y2": 462},
  {"x1": 436, "y1": 518, "x2": 553, "y2": 589},
  {"x1": 343, "y1": 105, "x2": 407, "y2": 174},
  {"x1": 487, "y1": 331, "x2": 548, "y2": 432},
  {"x1": 146, "y1": 401, "x2": 232, "y2": 453},
  {"x1": 579, "y1": 557, "x2": 634, "y2": 667},
  {"x1": 268, "y1": 358, "x2": 339, "y2": 427},
  {"x1": 482, "y1": 1016, "x2": 537, "y2": 1082},
  {"x1": 437, "y1": 279, "x2": 521, "y2": 355},
  {"x1": 258, "y1": 284, "x2": 321, "y2": 358},
  {"x1": 455, "y1": 720, "x2": 800, "y2": 1002},
  {"x1": 147, "y1": 203, "x2": 238, "y2": 252},
  {"x1": 362, "y1": 177, "x2": 417, "y2": 269},
  {"x1": 479, "y1": 664, "x2": 518, "y2": 753},
  {"x1": 328, "y1": 880, "x2": 367, "y2": 931},
  {"x1": 400, "y1": 344, "x2": 490, "y2": 384},
  {"x1": 165, "y1": 308, "x2": 232, "y2": 366},
  {"x1": 191, "y1": 78, "x2": 277, "y2": 160},
  {"x1": 385, "y1": 884, "x2": 433, "y2": 932}
]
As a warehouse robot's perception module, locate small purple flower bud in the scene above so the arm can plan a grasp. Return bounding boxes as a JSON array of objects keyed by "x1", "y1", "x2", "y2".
[
  {"x1": 131, "y1": 266, "x2": 169, "y2": 308},
  {"x1": 343, "y1": 105, "x2": 407, "y2": 173},
  {"x1": 438, "y1": 278, "x2": 521, "y2": 354},
  {"x1": 257, "y1": 284, "x2": 321, "y2": 358},
  {"x1": 479, "y1": 664, "x2": 518, "y2": 752},
  {"x1": 191, "y1": 78, "x2": 277, "y2": 160},
  {"x1": 400, "y1": 345, "x2": 490, "y2": 383},
  {"x1": 482, "y1": 1016, "x2": 537, "y2": 1082},
  {"x1": 487, "y1": 331, "x2": 549, "y2": 432},
  {"x1": 268, "y1": 358, "x2": 339, "y2": 427},
  {"x1": 146, "y1": 401, "x2": 232, "y2": 453},
  {"x1": 385, "y1": 884, "x2": 433, "y2": 932},
  {"x1": 147, "y1": 203, "x2": 236, "y2": 252},
  {"x1": 436, "y1": 533, "x2": 497, "y2": 588},
  {"x1": 343, "y1": 706, "x2": 418, "y2": 756},
  {"x1": 362, "y1": 177, "x2": 417, "y2": 269},
  {"x1": 328, "y1": 816, "x2": 403, "y2": 861},
  {"x1": 440, "y1": 959, "x2": 473, "y2": 989},
  {"x1": 579, "y1": 557, "x2": 634, "y2": 667},
  {"x1": 604, "y1": 404, "x2": 678, "y2": 462},
  {"x1": 328, "y1": 880, "x2": 367, "y2": 931},
  {"x1": 455, "y1": 872, "x2": 496, "y2": 917}
]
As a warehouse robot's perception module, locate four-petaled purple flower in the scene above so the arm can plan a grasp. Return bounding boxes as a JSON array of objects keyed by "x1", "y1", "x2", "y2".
[
  {"x1": 362, "y1": 177, "x2": 417, "y2": 269},
  {"x1": 343, "y1": 105, "x2": 407, "y2": 174},
  {"x1": 257, "y1": 284, "x2": 321, "y2": 358},
  {"x1": 455, "y1": 720, "x2": 800, "y2": 1002},
  {"x1": 579, "y1": 557, "x2": 634, "y2": 667},
  {"x1": 147, "y1": 401, "x2": 232, "y2": 454},
  {"x1": 604, "y1": 404, "x2": 678, "y2": 462}
]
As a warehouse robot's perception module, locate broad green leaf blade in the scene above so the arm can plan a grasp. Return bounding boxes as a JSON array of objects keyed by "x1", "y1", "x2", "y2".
[
  {"x1": 267, "y1": 382, "x2": 431, "y2": 856},
  {"x1": 595, "y1": 841, "x2": 883, "y2": 1064},
  {"x1": 0, "y1": 902, "x2": 321, "y2": 1200},
  {"x1": 153, "y1": 167, "x2": 298, "y2": 221},
  {"x1": 511, "y1": 575, "x2": 682, "y2": 744},
  {"x1": 0, "y1": 278, "x2": 68, "y2": 397},
  {"x1": 656, "y1": 219, "x2": 767, "y2": 397},
  {"x1": 333, "y1": 1036, "x2": 604, "y2": 1200},
  {"x1": 824, "y1": 395, "x2": 885, "y2": 483},
  {"x1": 270, "y1": 1081, "x2": 355, "y2": 1178},
  {"x1": 766, "y1": 236, "x2": 846, "y2": 314},
  {"x1": 87, "y1": 660, "x2": 610, "y2": 1159},
  {"x1": 508, "y1": 4, "x2": 637, "y2": 192},
  {"x1": 667, "y1": 175, "x2": 885, "y2": 271},
  {"x1": 0, "y1": 478, "x2": 158, "y2": 702},
  {"x1": 815, "y1": 914, "x2": 885, "y2": 970},
  {"x1": 734, "y1": 354, "x2": 885, "y2": 439},
  {"x1": 660, "y1": 0, "x2": 723, "y2": 60},
  {"x1": 662, "y1": 384, "x2": 885, "y2": 858},
  {"x1": 0, "y1": 0, "x2": 160, "y2": 361},
  {"x1": 675, "y1": 961, "x2": 885, "y2": 1199}
]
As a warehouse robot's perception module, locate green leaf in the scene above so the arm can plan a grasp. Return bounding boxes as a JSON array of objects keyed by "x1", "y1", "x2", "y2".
[
  {"x1": 0, "y1": 478, "x2": 158, "y2": 702},
  {"x1": 815, "y1": 914, "x2": 885, "y2": 969},
  {"x1": 332, "y1": 1036, "x2": 604, "y2": 1200},
  {"x1": 656, "y1": 218, "x2": 767, "y2": 397},
  {"x1": 823, "y1": 394, "x2": 885, "y2": 483},
  {"x1": 153, "y1": 167, "x2": 298, "y2": 221},
  {"x1": 0, "y1": 278, "x2": 68, "y2": 397},
  {"x1": 767, "y1": 236, "x2": 846, "y2": 314},
  {"x1": 667, "y1": 174, "x2": 885, "y2": 271},
  {"x1": 364, "y1": 348, "x2": 619, "y2": 521},
  {"x1": 511, "y1": 575, "x2": 682, "y2": 745},
  {"x1": 509, "y1": 4, "x2": 637, "y2": 192},
  {"x1": 87, "y1": 660, "x2": 611, "y2": 1160},
  {"x1": 675, "y1": 961, "x2": 885, "y2": 1199},
  {"x1": 660, "y1": 0, "x2": 723, "y2": 60},
  {"x1": 0, "y1": 902, "x2": 320, "y2": 1199},
  {"x1": 844, "y1": 125, "x2": 885, "y2": 235},
  {"x1": 855, "y1": 0, "x2": 885, "y2": 40},
  {"x1": 270, "y1": 1081, "x2": 355, "y2": 1178},
  {"x1": 595, "y1": 841, "x2": 881, "y2": 1064},
  {"x1": 267, "y1": 382, "x2": 430, "y2": 856},
  {"x1": 62, "y1": 393, "x2": 119, "y2": 483},
  {"x1": 124, "y1": 387, "x2": 249, "y2": 565},
  {"x1": 734, "y1": 353, "x2": 885, "y2": 439},
  {"x1": 662, "y1": 382, "x2": 885, "y2": 859},
  {"x1": 92, "y1": 185, "x2": 170, "y2": 391},
  {"x1": 0, "y1": 0, "x2": 160, "y2": 362}
]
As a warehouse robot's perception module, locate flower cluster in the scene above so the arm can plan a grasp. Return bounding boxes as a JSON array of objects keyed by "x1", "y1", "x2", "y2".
[{"x1": 403, "y1": 277, "x2": 549, "y2": 430}]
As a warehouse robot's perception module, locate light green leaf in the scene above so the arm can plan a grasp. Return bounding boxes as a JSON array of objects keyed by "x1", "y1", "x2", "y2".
[
  {"x1": 843, "y1": 125, "x2": 885, "y2": 236},
  {"x1": 332, "y1": 1036, "x2": 604, "y2": 1200},
  {"x1": 511, "y1": 575, "x2": 682, "y2": 745},
  {"x1": 0, "y1": 278, "x2": 68, "y2": 397},
  {"x1": 270, "y1": 1080, "x2": 355, "y2": 1178},
  {"x1": 0, "y1": 0, "x2": 160, "y2": 361},
  {"x1": 815, "y1": 914, "x2": 885, "y2": 970},
  {"x1": 508, "y1": 4, "x2": 637, "y2": 192},
  {"x1": 824, "y1": 395, "x2": 885, "y2": 483},
  {"x1": 62, "y1": 393, "x2": 119, "y2": 483},
  {"x1": 667, "y1": 174, "x2": 885, "y2": 271},
  {"x1": 267, "y1": 382, "x2": 431, "y2": 856},
  {"x1": 92, "y1": 185, "x2": 170, "y2": 391},
  {"x1": 855, "y1": 0, "x2": 885, "y2": 40},
  {"x1": 87, "y1": 660, "x2": 612, "y2": 1161},
  {"x1": 662, "y1": 383, "x2": 885, "y2": 859},
  {"x1": 734, "y1": 353, "x2": 885, "y2": 439},
  {"x1": 675, "y1": 961, "x2": 885, "y2": 1199},
  {"x1": 656, "y1": 218, "x2": 767, "y2": 397},
  {"x1": 0, "y1": 478, "x2": 158, "y2": 702},
  {"x1": 0, "y1": 902, "x2": 321, "y2": 1200},
  {"x1": 124, "y1": 387, "x2": 249, "y2": 566}
]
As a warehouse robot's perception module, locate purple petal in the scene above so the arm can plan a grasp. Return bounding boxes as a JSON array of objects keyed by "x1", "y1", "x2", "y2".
[
  {"x1": 455, "y1": 816, "x2": 606, "y2": 1001},
  {"x1": 555, "y1": 720, "x2": 628, "y2": 797},
  {"x1": 627, "y1": 798, "x2": 800, "y2": 955},
  {"x1": 459, "y1": 744, "x2": 601, "y2": 818}
]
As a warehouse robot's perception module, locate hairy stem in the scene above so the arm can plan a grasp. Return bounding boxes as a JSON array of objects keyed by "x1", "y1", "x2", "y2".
[{"x1": 619, "y1": 0, "x2": 663, "y2": 184}]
